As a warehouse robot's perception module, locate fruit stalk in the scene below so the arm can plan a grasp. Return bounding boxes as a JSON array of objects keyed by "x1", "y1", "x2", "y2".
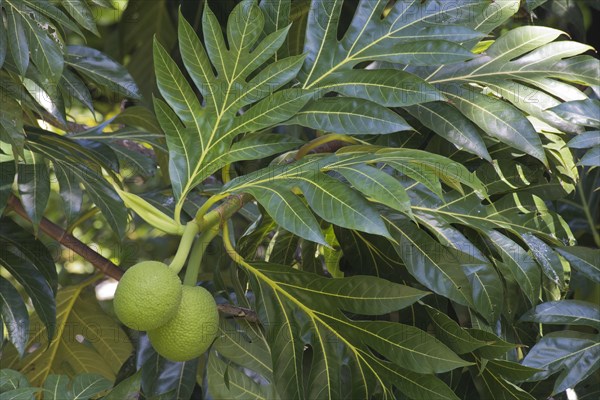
[
  {"x1": 169, "y1": 221, "x2": 200, "y2": 273},
  {"x1": 183, "y1": 224, "x2": 220, "y2": 286}
]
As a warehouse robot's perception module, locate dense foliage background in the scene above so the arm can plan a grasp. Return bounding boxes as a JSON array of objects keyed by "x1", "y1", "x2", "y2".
[{"x1": 1, "y1": 0, "x2": 599, "y2": 399}]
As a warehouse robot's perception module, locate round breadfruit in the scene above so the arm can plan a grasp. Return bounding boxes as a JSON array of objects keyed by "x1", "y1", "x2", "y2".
[
  {"x1": 113, "y1": 261, "x2": 183, "y2": 331},
  {"x1": 148, "y1": 285, "x2": 219, "y2": 361}
]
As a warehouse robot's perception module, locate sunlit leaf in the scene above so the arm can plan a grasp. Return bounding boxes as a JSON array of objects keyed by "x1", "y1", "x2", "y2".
[
  {"x1": 289, "y1": 97, "x2": 411, "y2": 135},
  {"x1": 520, "y1": 300, "x2": 600, "y2": 330},
  {"x1": 17, "y1": 151, "x2": 50, "y2": 231},
  {"x1": 0, "y1": 276, "x2": 30, "y2": 357},
  {"x1": 1, "y1": 284, "x2": 132, "y2": 386},
  {"x1": 556, "y1": 246, "x2": 600, "y2": 283},
  {"x1": 522, "y1": 331, "x2": 600, "y2": 395},
  {"x1": 66, "y1": 46, "x2": 141, "y2": 99},
  {"x1": 0, "y1": 249, "x2": 55, "y2": 343}
]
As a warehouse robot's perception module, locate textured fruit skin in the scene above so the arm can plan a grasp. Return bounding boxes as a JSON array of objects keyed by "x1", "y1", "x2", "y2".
[
  {"x1": 113, "y1": 261, "x2": 183, "y2": 331},
  {"x1": 148, "y1": 286, "x2": 219, "y2": 362}
]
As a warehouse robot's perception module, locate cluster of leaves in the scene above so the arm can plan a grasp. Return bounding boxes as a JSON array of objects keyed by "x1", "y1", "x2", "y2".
[
  {"x1": 0, "y1": 368, "x2": 112, "y2": 400},
  {"x1": 1, "y1": 0, "x2": 599, "y2": 399},
  {"x1": 0, "y1": 0, "x2": 140, "y2": 143}
]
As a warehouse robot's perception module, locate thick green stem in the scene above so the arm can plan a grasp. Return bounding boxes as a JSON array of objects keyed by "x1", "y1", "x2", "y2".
[
  {"x1": 183, "y1": 225, "x2": 220, "y2": 286},
  {"x1": 196, "y1": 193, "x2": 252, "y2": 231},
  {"x1": 168, "y1": 221, "x2": 200, "y2": 274},
  {"x1": 195, "y1": 193, "x2": 229, "y2": 224}
]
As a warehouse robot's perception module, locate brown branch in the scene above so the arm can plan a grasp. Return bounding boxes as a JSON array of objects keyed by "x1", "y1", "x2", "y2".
[
  {"x1": 217, "y1": 303, "x2": 259, "y2": 324},
  {"x1": 8, "y1": 195, "x2": 124, "y2": 280},
  {"x1": 6, "y1": 195, "x2": 258, "y2": 322}
]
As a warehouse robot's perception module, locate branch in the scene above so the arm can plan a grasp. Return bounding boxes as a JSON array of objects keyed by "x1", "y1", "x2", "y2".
[
  {"x1": 6, "y1": 195, "x2": 258, "y2": 322},
  {"x1": 217, "y1": 303, "x2": 259, "y2": 323},
  {"x1": 8, "y1": 195, "x2": 124, "y2": 280}
]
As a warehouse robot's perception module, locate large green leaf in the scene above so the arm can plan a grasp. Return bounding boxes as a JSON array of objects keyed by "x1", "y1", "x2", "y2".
[
  {"x1": 0, "y1": 276, "x2": 30, "y2": 358},
  {"x1": 331, "y1": 163, "x2": 413, "y2": 218},
  {"x1": 103, "y1": 371, "x2": 142, "y2": 400},
  {"x1": 470, "y1": 357, "x2": 536, "y2": 400},
  {"x1": 66, "y1": 46, "x2": 141, "y2": 99},
  {"x1": 316, "y1": 70, "x2": 443, "y2": 107},
  {"x1": 422, "y1": 25, "x2": 599, "y2": 160},
  {"x1": 465, "y1": 0, "x2": 520, "y2": 40},
  {"x1": 1, "y1": 284, "x2": 133, "y2": 386},
  {"x1": 223, "y1": 147, "x2": 487, "y2": 244},
  {"x1": 60, "y1": 69, "x2": 93, "y2": 114},
  {"x1": 486, "y1": 230, "x2": 541, "y2": 305},
  {"x1": 256, "y1": 262, "x2": 428, "y2": 314},
  {"x1": 0, "y1": 369, "x2": 30, "y2": 392},
  {"x1": 568, "y1": 131, "x2": 600, "y2": 150},
  {"x1": 440, "y1": 85, "x2": 548, "y2": 166},
  {"x1": 468, "y1": 329, "x2": 518, "y2": 359},
  {"x1": 5, "y1": 5, "x2": 29, "y2": 75},
  {"x1": 154, "y1": 2, "x2": 311, "y2": 220},
  {"x1": 386, "y1": 216, "x2": 474, "y2": 309},
  {"x1": 288, "y1": 98, "x2": 411, "y2": 135},
  {"x1": 0, "y1": 249, "x2": 55, "y2": 344},
  {"x1": 223, "y1": 157, "x2": 389, "y2": 242},
  {"x1": 424, "y1": 305, "x2": 489, "y2": 354},
  {"x1": 0, "y1": 218, "x2": 57, "y2": 294},
  {"x1": 556, "y1": 246, "x2": 600, "y2": 283},
  {"x1": 61, "y1": 0, "x2": 98, "y2": 36},
  {"x1": 521, "y1": 233, "x2": 565, "y2": 289},
  {"x1": 240, "y1": 261, "x2": 465, "y2": 399},
  {"x1": 520, "y1": 300, "x2": 600, "y2": 330},
  {"x1": 485, "y1": 360, "x2": 542, "y2": 381},
  {"x1": 408, "y1": 187, "x2": 573, "y2": 301},
  {"x1": 463, "y1": 260, "x2": 503, "y2": 324},
  {"x1": 137, "y1": 338, "x2": 198, "y2": 400},
  {"x1": 22, "y1": 76, "x2": 66, "y2": 126},
  {"x1": 17, "y1": 151, "x2": 50, "y2": 231},
  {"x1": 243, "y1": 181, "x2": 327, "y2": 246},
  {"x1": 207, "y1": 352, "x2": 274, "y2": 400},
  {"x1": 297, "y1": 172, "x2": 389, "y2": 237},
  {"x1": 0, "y1": 387, "x2": 43, "y2": 399},
  {"x1": 405, "y1": 102, "x2": 491, "y2": 161},
  {"x1": 522, "y1": 331, "x2": 600, "y2": 395},
  {"x1": 5, "y1": 0, "x2": 65, "y2": 84},
  {"x1": 300, "y1": 0, "x2": 485, "y2": 88},
  {"x1": 225, "y1": 134, "x2": 304, "y2": 164},
  {"x1": 579, "y1": 146, "x2": 600, "y2": 167},
  {"x1": 19, "y1": 0, "x2": 84, "y2": 37},
  {"x1": 549, "y1": 99, "x2": 600, "y2": 128},
  {"x1": 42, "y1": 374, "x2": 112, "y2": 400},
  {"x1": 212, "y1": 319, "x2": 273, "y2": 380}
]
